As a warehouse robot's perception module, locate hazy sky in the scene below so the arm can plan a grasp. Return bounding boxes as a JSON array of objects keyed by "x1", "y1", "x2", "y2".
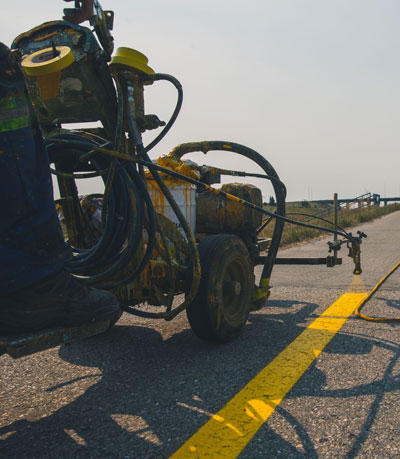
[{"x1": 3, "y1": 0, "x2": 400, "y2": 201}]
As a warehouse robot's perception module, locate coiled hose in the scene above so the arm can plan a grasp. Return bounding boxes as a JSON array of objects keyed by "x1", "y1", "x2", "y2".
[
  {"x1": 45, "y1": 71, "x2": 202, "y2": 320},
  {"x1": 46, "y1": 133, "x2": 156, "y2": 290}
]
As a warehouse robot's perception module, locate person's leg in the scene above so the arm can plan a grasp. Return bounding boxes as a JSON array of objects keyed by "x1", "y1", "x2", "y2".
[
  {"x1": 0, "y1": 44, "x2": 121, "y2": 335},
  {"x1": 0, "y1": 89, "x2": 71, "y2": 294},
  {"x1": 0, "y1": 41, "x2": 71, "y2": 293}
]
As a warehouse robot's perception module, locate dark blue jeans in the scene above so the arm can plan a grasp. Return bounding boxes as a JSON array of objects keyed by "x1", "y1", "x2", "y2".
[{"x1": 0, "y1": 86, "x2": 71, "y2": 294}]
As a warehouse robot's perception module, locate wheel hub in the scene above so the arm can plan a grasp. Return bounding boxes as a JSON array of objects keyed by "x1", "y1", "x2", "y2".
[{"x1": 224, "y1": 280, "x2": 242, "y2": 296}]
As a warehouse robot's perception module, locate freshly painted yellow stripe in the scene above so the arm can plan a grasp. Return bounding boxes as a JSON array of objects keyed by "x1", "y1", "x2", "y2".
[{"x1": 171, "y1": 292, "x2": 368, "y2": 458}]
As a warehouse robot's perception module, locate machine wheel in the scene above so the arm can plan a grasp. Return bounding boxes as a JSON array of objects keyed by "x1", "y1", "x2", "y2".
[{"x1": 186, "y1": 234, "x2": 254, "y2": 343}]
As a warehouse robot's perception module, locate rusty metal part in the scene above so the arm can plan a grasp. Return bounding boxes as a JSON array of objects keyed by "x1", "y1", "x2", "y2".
[
  {"x1": 13, "y1": 22, "x2": 117, "y2": 136},
  {"x1": 55, "y1": 157, "x2": 89, "y2": 248},
  {"x1": 142, "y1": 159, "x2": 201, "y2": 322},
  {"x1": 123, "y1": 73, "x2": 164, "y2": 133},
  {"x1": 113, "y1": 213, "x2": 189, "y2": 307},
  {"x1": 155, "y1": 213, "x2": 189, "y2": 261},
  {"x1": 257, "y1": 238, "x2": 272, "y2": 252},
  {"x1": 255, "y1": 256, "x2": 343, "y2": 266},
  {"x1": 113, "y1": 257, "x2": 169, "y2": 306},
  {"x1": 157, "y1": 219, "x2": 175, "y2": 310},
  {"x1": 196, "y1": 183, "x2": 262, "y2": 234},
  {"x1": 348, "y1": 235, "x2": 364, "y2": 275},
  {"x1": 91, "y1": 2, "x2": 115, "y2": 55},
  {"x1": 109, "y1": 69, "x2": 165, "y2": 135},
  {"x1": 123, "y1": 73, "x2": 146, "y2": 132},
  {"x1": 114, "y1": 257, "x2": 183, "y2": 307}
]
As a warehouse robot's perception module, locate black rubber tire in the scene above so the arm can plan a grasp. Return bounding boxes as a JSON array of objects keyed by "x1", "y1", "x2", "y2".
[{"x1": 186, "y1": 234, "x2": 254, "y2": 343}]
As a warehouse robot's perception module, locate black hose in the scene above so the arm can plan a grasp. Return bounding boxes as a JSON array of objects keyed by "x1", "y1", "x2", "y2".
[
  {"x1": 167, "y1": 141, "x2": 286, "y2": 282},
  {"x1": 141, "y1": 73, "x2": 183, "y2": 155},
  {"x1": 45, "y1": 133, "x2": 157, "y2": 289},
  {"x1": 92, "y1": 145, "x2": 353, "y2": 241},
  {"x1": 117, "y1": 72, "x2": 201, "y2": 320},
  {"x1": 46, "y1": 70, "x2": 188, "y2": 316}
]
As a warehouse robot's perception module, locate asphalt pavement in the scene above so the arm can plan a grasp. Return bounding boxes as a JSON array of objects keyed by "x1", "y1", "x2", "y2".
[{"x1": 1, "y1": 211, "x2": 400, "y2": 458}]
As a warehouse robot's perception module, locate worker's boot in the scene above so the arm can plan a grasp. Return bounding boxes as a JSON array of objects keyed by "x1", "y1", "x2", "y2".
[{"x1": 0, "y1": 270, "x2": 122, "y2": 336}]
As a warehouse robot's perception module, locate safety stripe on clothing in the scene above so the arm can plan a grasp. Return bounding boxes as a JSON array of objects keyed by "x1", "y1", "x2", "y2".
[
  {"x1": 0, "y1": 114, "x2": 32, "y2": 132},
  {"x1": 0, "y1": 94, "x2": 27, "y2": 110},
  {"x1": 0, "y1": 94, "x2": 32, "y2": 132},
  {"x1": 0, "y1": 105, "x2": 30, "y2": 122}
]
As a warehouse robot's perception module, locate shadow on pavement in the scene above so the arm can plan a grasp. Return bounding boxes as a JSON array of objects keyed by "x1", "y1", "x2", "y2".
[{"x1": 1, "y1": 298, "x2": 399, "y2": 458}]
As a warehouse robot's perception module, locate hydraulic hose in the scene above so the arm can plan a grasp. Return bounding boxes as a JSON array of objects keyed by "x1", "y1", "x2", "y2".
[
  {"x1": 89, "y1": 144, "x2": 353, "y2": 241},
  {"x1": 142, "y1": 73, "x2": 183, "y2": 154},
  {"x1": 115, "y1": 72, "x2": 184, "y2": 157},
  {"x1": 115, "y1": 72, "x2": 201, "y2": 320},
  {"x1": 45, "y1": 133, "x2": 157, "y2": 289},
  {"x1": 47, "y1": 69, "x2": 195, "y2": 319},
  {"x1": 196, "y1": 166, "x2": 287, "y2": 195},
  {"x1": 167, "y1": 141, "x2": 286, "y2": 294}
]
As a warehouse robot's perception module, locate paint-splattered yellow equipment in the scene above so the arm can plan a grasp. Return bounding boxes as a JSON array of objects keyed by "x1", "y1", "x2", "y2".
[{"x1": 3, "y1": 2, "x2": 361, "y2": 358}]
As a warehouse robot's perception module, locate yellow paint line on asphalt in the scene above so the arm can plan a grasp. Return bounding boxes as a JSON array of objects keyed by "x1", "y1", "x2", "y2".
[
  {"x1": 171, "y1": 292, "x2": 368, "y2": 458},
  {"x1": 348, "y1": 274, "x2": 368, "y2": 293}
]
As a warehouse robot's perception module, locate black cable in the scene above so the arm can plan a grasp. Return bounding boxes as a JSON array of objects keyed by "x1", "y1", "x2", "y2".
[{"x1": 257, "y1": 215, "x2": 275, "y2": 235}]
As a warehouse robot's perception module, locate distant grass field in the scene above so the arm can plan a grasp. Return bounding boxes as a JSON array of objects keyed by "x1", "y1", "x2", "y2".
[{"x1": 260, "y1": 201, "x2": 400, "y2": 247}]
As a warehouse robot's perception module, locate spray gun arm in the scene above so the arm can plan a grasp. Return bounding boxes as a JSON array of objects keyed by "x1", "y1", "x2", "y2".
[{"x1": 327, "y1": 230, "x2": 367, "y2": 275}]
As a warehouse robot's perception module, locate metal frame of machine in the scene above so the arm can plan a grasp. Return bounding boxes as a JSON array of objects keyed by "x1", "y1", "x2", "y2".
[{"x1": 0, "y1": 2, "x2": 366, "y2": 358}]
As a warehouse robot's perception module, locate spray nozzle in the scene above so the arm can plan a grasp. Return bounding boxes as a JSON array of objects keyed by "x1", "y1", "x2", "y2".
[{"x1": 347, "y1": 231, "x2": 367, "y2": 275}]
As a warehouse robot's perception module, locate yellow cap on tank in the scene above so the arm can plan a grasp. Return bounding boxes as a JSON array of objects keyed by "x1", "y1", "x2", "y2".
[
  {"x1": 21, "y1": 46, "x2": 74, "y2": 76},
  {"x1": 110, "y1": 47, "x2": 155, "y2": 74}
]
